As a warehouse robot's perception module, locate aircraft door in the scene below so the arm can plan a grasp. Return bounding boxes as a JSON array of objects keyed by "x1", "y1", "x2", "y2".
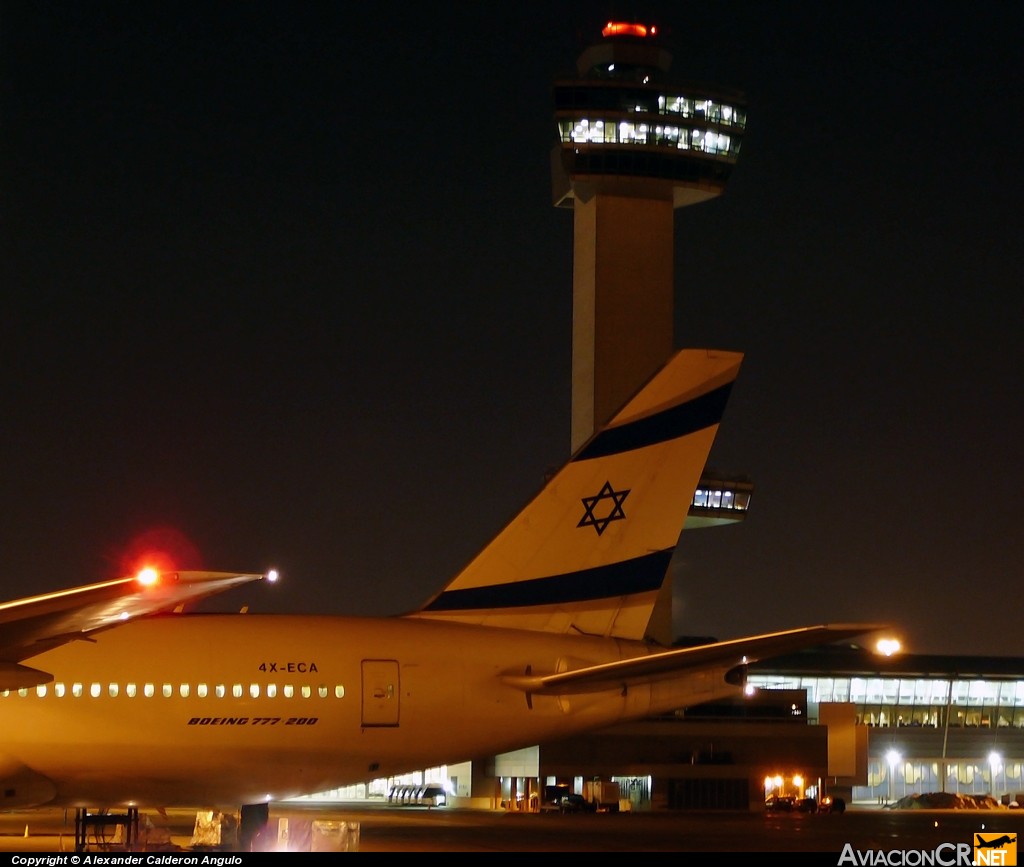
[{"x1": 361, "y1": 659, "x2": 400, "y2": 727}]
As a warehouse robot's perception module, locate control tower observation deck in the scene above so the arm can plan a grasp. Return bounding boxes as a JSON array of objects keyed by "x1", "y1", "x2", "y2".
[{"x1": 552, "y1": 21, "x2": 747, "y2": 451}]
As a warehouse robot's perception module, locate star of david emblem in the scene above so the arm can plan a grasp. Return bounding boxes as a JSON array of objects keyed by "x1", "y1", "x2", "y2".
[{"x1": 578, "y1": 481, "x2": 630, "y2": 536}]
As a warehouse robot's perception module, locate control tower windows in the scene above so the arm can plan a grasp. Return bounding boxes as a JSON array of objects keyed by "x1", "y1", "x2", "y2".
[
  {"x1": 692, "y1": 486, "x2": 751, "y2": 512},
  {"x1": 559, "y1": 118, "x2": 739, "y2": 157},
  {"x1": 556, "y1": 87, "x2": 746, "y2": 131}
]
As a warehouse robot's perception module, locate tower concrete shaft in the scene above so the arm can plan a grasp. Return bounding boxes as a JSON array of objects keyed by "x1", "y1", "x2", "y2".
[{"x1": 571, "y1": 193, "x2": 674, "y2": 451}]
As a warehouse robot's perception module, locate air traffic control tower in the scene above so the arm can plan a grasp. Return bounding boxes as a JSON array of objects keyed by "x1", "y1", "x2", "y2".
[{"x1": 552, "y1": 21, "x2": 747, "y2": 451}]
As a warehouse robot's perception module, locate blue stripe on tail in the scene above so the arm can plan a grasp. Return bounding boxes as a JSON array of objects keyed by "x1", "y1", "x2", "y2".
[
  {"x1": 575, "y1": 382, "x2": 733, "y2": 461},
  {"x1": 421, "y1": 550, "x2": 673, "y2": 612}
]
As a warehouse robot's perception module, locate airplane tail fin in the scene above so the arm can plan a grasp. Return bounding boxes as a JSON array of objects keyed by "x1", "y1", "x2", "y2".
[{"x1": 407, "y1": 348, "x2": 743, "y2": 640}]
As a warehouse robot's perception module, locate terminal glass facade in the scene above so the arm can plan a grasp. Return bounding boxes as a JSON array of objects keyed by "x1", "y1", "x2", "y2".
[
  {"x1": 857, "y1": 757, "x2": 1024, "y2": 803},
  {"x1": 749, "y1": 673, "x2": 1024, "y2": 803},
  {"x1": 748, "y1": 674, "x2": 1024, "y2": 729}
]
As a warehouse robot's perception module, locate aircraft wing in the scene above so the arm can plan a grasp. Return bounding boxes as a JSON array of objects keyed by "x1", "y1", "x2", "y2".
[
  {"x1": 0, "y1": 571, "x2": 269, "y2": 689},
  {"x1": 501, "y1": 624, "x2": 884, "y2": 695}
]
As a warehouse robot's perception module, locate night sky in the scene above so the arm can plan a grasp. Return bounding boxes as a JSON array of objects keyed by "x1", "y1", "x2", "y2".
[{"x1": 3, "y1": 2, "x2": 1022, "y2": 657}]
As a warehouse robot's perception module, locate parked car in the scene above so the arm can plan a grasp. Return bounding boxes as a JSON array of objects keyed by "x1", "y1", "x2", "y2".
[
  {"x1": 557, "y1": 793, "x2": 594, "y2": 814},
  {"x1": 818, "y1": 795, "x2": 845, "y2": 814},
  {"x1": 764, "y1": 794, "x2": 796, "y2": 812},
  {"x1": 540, "y1": 784, "x2": 571, "y2": 811}
]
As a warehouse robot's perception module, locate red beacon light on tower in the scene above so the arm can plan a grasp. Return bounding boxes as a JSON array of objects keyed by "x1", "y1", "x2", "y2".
[{"x1": 602, "y1": 21, "x2": 656, "y2": 39}]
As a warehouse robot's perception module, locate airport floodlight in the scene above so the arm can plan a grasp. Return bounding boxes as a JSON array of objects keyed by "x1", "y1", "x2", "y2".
[{"x1": 875, "y1": 638, "x2": 901, "y2": 656}]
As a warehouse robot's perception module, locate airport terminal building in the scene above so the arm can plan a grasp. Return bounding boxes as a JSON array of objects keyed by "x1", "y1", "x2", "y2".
[{"x1": 747, "y1": 645, "x2": 1024, "y2": 805}]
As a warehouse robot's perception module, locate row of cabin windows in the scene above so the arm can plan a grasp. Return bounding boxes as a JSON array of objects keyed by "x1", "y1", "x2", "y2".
[{"x1": 2, "y1": 683, "x2": 346, "y2": 699}]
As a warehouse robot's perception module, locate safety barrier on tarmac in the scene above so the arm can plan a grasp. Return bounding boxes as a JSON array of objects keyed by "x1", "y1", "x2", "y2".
[{"x1": 190, "y1": 811, "x2": 359, "y2": 852}]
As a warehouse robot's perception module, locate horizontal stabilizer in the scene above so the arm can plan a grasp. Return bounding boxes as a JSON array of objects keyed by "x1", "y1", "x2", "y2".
[
  {"x1": 0, "y1": 662, "x2": 54, "y2": 691},
  {"x1": 500, "y1": 624, "x2": 885, "y2": 695},
  {"x1": 0, "y1": 571, "x2": 270, "y2": 665}
]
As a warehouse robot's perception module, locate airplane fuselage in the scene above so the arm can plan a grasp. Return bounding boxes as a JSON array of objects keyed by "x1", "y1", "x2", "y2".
[{"x1": 0, "y1": 613, "x2": 738, "y2": 809}]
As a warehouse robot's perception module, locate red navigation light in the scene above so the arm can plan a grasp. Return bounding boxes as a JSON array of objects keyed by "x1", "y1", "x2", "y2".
[
  {"x1": 136, "y1": 567, "x2": 159, "y2": 586},
  {"x1": 602, "y1": 21, "x2": 654, "y2": 39}
]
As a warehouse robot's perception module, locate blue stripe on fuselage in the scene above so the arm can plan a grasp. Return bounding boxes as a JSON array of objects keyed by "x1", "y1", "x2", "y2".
[
  {"x1": 574, "y1": 382, "x2": 733, "y2": 462},
  {"x1": 419, "y1": 550, "x2": 673, "y2": 612}
]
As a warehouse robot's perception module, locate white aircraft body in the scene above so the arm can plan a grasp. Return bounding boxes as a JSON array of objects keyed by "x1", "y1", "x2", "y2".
[{"x1": 0, "y1": 348, "x2": 876, "y2": 817}]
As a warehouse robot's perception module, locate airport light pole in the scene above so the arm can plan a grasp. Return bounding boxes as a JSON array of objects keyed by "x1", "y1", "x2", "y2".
[
  {"x1": 885, "y1": 749, "x2": 901, "y2": 805},
  {"x1": 988, "y1": 751, "x2": 1002, "y2": 801}
]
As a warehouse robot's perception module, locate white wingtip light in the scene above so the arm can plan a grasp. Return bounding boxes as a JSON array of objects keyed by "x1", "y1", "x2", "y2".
[{"x1": 266, "y1": 570, "x2": 279, "y2": 583}]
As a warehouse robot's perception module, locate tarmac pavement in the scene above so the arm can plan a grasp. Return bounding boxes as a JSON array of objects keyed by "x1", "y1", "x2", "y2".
[{"x1": 0, "y1": 802, "x2": 1022, "y2": 856}]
